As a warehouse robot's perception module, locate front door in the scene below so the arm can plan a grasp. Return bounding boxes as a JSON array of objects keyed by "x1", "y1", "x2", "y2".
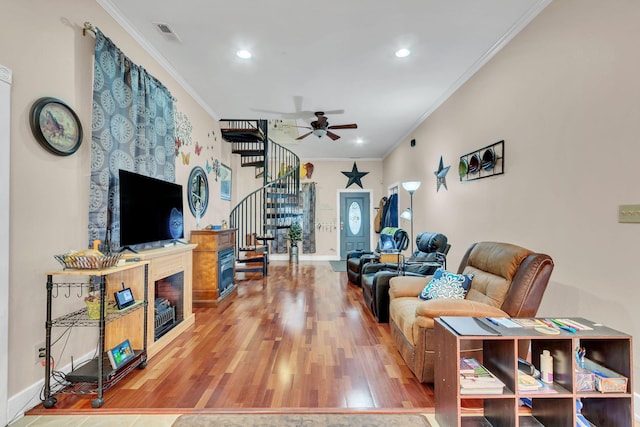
[{"x1": 339, "y1": 192, "x2": 370, "y2": 259}]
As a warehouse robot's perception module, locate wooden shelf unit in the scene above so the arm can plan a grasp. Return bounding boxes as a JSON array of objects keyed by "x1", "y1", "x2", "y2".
[
  {"x1": 190, "y1": 229, "x2": 235, "y2": 307},
  {"x1": 434, "y1": 317, "x2": 634, "y2": 427},
  {"x1": 43, "y1": 261, "x2": 149, "y2": 408}
]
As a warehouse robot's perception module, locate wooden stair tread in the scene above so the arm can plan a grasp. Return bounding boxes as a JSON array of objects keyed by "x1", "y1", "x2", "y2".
[
  {"x1": 238, "y1": 245, "x2": 267, "y2": 252},
  {"x1": 236, "y1": 256, "x2": 266, "y2": 264},
  {"x1": 220, "y1": 126, "x2": 265, "y2": 143}
]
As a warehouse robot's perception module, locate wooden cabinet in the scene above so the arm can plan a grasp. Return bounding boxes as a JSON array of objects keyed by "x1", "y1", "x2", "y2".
[
  {"x1": 434, "y1": 317, "x2": 634, "y2": 427},
  {"x1": 190, "y1": 229, "x2": 236, "y2": 307}
]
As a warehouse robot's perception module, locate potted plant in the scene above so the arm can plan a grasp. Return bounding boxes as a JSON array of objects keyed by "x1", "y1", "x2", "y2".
[{"x1": 286, "y1": 221, "x2": 303, "y2": 263}]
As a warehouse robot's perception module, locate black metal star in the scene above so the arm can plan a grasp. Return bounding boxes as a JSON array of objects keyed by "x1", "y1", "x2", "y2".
[
  {"x1": 341, "y1": 162, "x2": 369, "y2": 188},
  {"x1": 434, "y1": 156, "x2": 451, "y2": 192}
]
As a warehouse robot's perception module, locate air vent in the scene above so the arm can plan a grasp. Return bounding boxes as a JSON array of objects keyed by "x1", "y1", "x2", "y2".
[{"x1": 152, "y1": 21, "x2": 181, "y2": 42}]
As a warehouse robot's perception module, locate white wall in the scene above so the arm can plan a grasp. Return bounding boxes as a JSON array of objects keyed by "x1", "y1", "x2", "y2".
[
  {"x1": 384, "y1": 0, "x2": 640, "y2": 394},
  {"x1": 0, "y1": 63, "x2": 13, "y2": 427}
]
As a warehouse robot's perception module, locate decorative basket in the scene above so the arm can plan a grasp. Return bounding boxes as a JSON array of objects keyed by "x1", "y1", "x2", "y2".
[
  {"x1": 55, "y1": 253, "x2": 122, "y2": 270},
  {"x1": 85, "y1": 299, "x2": 107, "y2": 319}
]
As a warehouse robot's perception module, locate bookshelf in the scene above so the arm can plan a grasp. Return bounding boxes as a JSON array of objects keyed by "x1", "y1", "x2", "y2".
[{"x1": 434, "y1": 317, "x2": 634, "y2": 427}]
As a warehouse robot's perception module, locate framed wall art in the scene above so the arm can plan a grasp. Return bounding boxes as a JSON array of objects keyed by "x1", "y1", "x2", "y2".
[
  {"x1": 220, "y1": 163, "x2": 232, "y2": 201},
  {"x1": 30, "y1": 97, "x2": 83, "y2": 156},
  {"x1": 459, "y1": 140, "x2": 504, "y2": 182}
]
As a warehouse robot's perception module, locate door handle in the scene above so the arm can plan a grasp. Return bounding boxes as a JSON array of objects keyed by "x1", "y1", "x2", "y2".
[{"x1": 340, "y1": 221, "x2": 344, "y2": 230}]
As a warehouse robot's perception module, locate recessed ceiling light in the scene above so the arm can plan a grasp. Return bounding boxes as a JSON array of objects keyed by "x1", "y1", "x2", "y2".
[
  {"x1": 236, "y1": 50, "x2": 252, "y2": 59},
  {"x1": 395, "y1": 48, "x2": 411, "y2": 58}
]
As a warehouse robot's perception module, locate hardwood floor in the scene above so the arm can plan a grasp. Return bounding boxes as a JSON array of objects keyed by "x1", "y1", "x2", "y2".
[{"x1": 29, "y1": 261, "x2": 434, "y2": 413}]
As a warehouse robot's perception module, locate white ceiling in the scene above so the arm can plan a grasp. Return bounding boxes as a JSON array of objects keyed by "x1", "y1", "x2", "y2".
[{"x1": 100, "y1": 0, "x2": 550, "y2": 160}]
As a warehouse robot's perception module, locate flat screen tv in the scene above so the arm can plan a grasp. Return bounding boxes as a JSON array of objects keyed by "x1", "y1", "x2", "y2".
[{"x1": 118, "y1": 169, "x2": 184, "y2": 249}]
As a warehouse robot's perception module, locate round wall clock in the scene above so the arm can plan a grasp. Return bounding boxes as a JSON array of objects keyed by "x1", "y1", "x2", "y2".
[{"x1": 30, "y1": 97, "x2": 83, "y2": 156}]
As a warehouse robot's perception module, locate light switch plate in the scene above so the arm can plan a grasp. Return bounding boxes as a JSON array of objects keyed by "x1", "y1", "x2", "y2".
[{"x1": 618, "y1": 205, "x2": 640, "y2": 223}]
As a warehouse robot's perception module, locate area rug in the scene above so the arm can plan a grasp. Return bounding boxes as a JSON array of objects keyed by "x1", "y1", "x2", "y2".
[
  {"x1": 329, "y1": 260, "x2": 347, "y2": 272},
  {"x1": 172, "y1": 413, "x2": 431, "y2": 427}
]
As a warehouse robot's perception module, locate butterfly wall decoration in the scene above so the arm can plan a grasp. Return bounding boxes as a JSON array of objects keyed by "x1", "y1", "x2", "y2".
[{"x1": 181, "y1": 151, "x2": 190, "y2": 165}]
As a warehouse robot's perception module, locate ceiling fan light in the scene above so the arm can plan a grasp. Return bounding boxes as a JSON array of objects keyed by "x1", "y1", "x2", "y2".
[
  {"x1": 236, "y1": 50, "x2": 252, "y2": 59},
  {"x1": 395, "y1": 48, "x2": 411, "y2": 58},
  {"x1": 313, "y1": 129, "x2": 327, "y2": 138}
]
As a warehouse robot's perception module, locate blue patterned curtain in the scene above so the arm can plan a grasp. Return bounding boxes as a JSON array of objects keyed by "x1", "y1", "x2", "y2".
[{"x1": 88, "y1": 28, "x2": 176, "y2": 250}]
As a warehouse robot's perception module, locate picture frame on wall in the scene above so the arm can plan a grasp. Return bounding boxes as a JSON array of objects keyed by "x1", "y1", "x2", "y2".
[
  {"x1": 30, "y1": 97, "x2": 83, "y2": 156},
  {"x1": 220, "y1": 163, "x2": 231, "y2": 201}
]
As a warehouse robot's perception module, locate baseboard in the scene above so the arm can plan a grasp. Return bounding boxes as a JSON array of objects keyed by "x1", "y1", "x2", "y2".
[{"x1": 7, "y1": 350, "x2": 94, "y2": 423}]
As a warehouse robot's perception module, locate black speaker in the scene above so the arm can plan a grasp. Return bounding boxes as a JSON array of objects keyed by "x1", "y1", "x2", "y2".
[{"x1": 410, "y1": 139, "x2": 416, "y2": 147}]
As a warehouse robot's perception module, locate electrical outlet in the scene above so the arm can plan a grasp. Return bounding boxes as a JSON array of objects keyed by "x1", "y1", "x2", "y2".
[{"x1": 35, "y1": 342, "x2": 46, "y2": 363}]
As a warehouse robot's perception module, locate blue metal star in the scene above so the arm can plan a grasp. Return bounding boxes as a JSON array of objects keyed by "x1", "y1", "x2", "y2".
[
  {"x1": 434, "y1": 156, "x2": 450, "y2": 192},
  {"x1": 341, "y1": 162, "x2": 369, "y2": 188}
]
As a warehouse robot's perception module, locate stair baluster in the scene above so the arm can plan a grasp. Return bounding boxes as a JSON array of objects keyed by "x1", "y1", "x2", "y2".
[{"x1": 220, "y1": 119, "x2": 300, "y2": 277}]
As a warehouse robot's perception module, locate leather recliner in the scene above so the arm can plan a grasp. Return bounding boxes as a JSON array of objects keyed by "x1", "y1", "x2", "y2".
[
  {"x1": 388, "y1": 241, "x2": 554, "y2": 383},
  {"x1": 346, "y1": 227, "x2": 409, "y2": 286},
  {"x1": 361, "y1": 232, "x2": 449, "y2": 323}
]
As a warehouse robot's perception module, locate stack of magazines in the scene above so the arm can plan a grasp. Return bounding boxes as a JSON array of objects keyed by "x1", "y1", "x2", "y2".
[{"x1": 459, "y1": 358, "x2": 505, "y2": 395}]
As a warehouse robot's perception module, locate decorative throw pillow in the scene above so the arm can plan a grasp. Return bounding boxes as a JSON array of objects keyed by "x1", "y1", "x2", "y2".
[{"x1": 419, "y1": 268, "x2": 474, "y2": 300}]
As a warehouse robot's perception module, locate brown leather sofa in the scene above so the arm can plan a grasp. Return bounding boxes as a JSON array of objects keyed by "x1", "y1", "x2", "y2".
[{"x1": 388, "y1": 241, "x2": 554, "y2": 383}]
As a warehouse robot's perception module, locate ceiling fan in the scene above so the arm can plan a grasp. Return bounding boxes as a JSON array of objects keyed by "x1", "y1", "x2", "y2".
[{"x1": 294, "y1": 111, "x2": 358, "y2": 141}]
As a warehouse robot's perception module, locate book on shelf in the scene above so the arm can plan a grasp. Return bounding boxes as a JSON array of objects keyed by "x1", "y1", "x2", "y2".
[
  {"x1": 460, "y1": 374, "x2": 505, "y2": 388},
  {"x1": 440, "y1": 316, "x2": 501, "y2": 336},
  {"x1": 459, "y1": 359, "x2": 505, "y2": 392},
  {"x1": 518, "y1": 371, "x2": 542, "y2": 391},
  {"x1": 460, "y1": 358, "x2": 476, "y2": 374},
  {"x1": 459, "y1": 386, "x2": 505, "y2": 395},
  {"x1": 459, "y1": 357, "x2": 489, "y2": 375},
  {"x1": 518, "y1": 378, "x2": 558, "y2": 394},
  {"x1": 486, "y1": 317, "x2": 522, "y2": 328},
  {"x1": 512, "y1": 318, "x2": 547, "y2": 328}
]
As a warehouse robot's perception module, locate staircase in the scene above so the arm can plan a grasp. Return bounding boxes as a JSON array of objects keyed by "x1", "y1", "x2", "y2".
[{"x1": 220, "y1": 119, "x2": 300, "y2": 277}]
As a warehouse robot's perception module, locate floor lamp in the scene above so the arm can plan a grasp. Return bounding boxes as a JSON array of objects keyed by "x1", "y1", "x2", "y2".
[{"x1": 402, "y1": 181, "x2": 421, "y2": 254}]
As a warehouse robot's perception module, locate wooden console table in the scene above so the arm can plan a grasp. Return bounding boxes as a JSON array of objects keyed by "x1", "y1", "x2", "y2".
[{"x1": 191, "y1": 229, "x2": 236, "y2": 307}]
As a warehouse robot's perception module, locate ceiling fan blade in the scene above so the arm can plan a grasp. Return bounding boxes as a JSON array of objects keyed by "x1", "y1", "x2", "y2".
[
  {"x1": 251, "y1": 108, "x2": 310, "y2": 119},
  {"x1": 326, "y1": 131, "x2": 341, "y2": 141},
  {"x1": 328, "y1": 123, "x2": 358, "y2": 130},
  {"x1": 322, "y1": 109, "x2": 344, "y2": 115},
  {"x1": 296, "y1": 131, "x2": 313, "y2": 140},
  {"x1": 281, "y1": 125, "x2": 312, "y2": 129}
]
